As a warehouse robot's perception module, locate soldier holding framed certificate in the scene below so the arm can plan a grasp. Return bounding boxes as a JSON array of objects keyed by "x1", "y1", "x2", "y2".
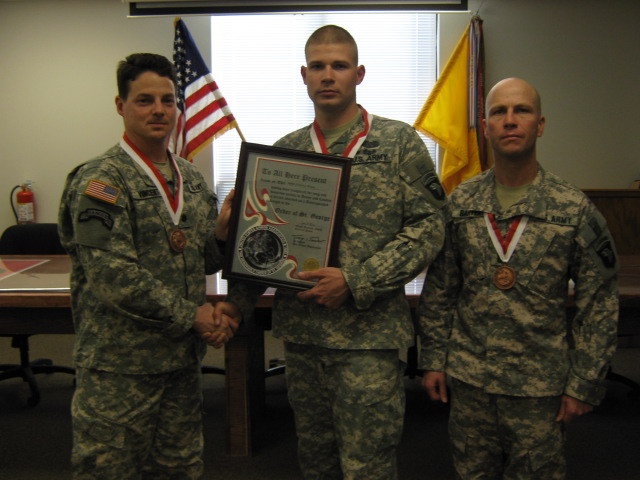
[{"x1": 226, "y1": 25, "x2": 445, "y2": 480}]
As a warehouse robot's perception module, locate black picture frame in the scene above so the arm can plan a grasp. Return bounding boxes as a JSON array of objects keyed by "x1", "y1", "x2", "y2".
[{"x1": 223, "y1": 142, "x2": 351, "y2": 290}]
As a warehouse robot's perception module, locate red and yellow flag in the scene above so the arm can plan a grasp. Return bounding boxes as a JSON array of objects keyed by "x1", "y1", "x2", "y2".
[{"x1": 414, "y1": 16, "x2": 487, "y2": 194}]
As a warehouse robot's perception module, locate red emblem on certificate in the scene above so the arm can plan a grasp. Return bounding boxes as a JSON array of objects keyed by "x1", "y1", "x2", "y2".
[
  {"x1": 493, "y1": 265, "x2": 517, "y2": 290},
  {"x1": 169, "y1": 229, "x2": 187, "y2": 252}
]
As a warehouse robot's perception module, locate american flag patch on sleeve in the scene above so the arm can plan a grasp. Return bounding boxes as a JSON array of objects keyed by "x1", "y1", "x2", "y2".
[{"x1": 84, "y1": 179, "x2": 120, "y2": 204}]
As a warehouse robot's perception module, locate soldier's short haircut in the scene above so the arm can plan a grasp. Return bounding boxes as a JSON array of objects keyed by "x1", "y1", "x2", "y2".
[
  {"x1": 116, "y1": 53, "x2": 177, "y2": 99},
  {"x1": 305, "y1": 25, "x2": 359, "y2": 64}
]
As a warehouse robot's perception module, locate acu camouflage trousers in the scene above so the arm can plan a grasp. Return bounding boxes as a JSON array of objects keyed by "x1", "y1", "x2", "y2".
[
  {"x1": 71, "y1": 365, "x2": 204, "y2": 479},
  {"x1": 284, "y1": 342, "x2": 406, "y2": 480},
  {"x1": 449, "y1": 378, "x2": 566, "y2": 480}
]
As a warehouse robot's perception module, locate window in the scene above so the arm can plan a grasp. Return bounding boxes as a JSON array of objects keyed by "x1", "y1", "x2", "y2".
[
  {"x1": 209, "y1": 13, "x2": 437, "y2": 291},
  {"x1": 210, "y1": 12, "x2": 438, "y2": 202}
]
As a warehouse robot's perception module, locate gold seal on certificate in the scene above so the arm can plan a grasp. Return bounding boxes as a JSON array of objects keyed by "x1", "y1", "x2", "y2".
[
  {"x1": 493, "y1": 265, "x2": 516, "y2": 290},
  {"x1": 169, "y1": 229, "x2": 187, "y2": 253},
  {"x1": 303, "y1": 257, "x2": 320, "y2": 271}
]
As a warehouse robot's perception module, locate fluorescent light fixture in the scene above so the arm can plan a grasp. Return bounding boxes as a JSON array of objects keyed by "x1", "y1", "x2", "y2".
[{"x1": 126, "y1": 0, "x2": 468, "y2": 16}]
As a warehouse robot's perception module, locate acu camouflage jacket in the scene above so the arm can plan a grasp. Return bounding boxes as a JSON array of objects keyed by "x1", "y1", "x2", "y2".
[
  {"x1": 228, "y1": 112, "x2": 446, "y2": 350},
  {"x1": 418, "y1": 165, "x2": 619, "y2": 405},
  {"x1": 59, "y1": 142, "x2": 224, "y2": 374}
]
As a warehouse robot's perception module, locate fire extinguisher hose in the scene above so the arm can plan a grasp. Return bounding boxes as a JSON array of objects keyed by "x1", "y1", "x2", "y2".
[{"x1": 10, "y1": 185, "x2": 20, "y2": 223}]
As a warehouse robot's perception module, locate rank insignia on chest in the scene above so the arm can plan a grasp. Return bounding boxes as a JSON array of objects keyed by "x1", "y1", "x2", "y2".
[{"x1": 187, "y1": 182, "x2": 205, "y2": 193}]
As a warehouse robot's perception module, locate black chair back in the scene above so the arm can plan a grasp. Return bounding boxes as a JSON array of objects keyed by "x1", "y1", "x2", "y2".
[{"x1": 0, "y1": 223, "x2": 66, "y2": 255}]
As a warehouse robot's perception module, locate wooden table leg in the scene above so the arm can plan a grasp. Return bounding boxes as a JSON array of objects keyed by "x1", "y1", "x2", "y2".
[{"x1": 224, "y1": 308, "x2": 269, "y2": 456}]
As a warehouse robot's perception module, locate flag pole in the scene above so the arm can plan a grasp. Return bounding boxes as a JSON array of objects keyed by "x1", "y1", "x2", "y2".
[{"x1": 235, "y1": 125, "x2": 247, "y2": 143}]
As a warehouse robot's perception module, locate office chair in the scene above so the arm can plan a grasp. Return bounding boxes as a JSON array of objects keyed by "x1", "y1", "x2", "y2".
[{"x1": 0, "y1": 223, "x2": 75, "y2": 406}]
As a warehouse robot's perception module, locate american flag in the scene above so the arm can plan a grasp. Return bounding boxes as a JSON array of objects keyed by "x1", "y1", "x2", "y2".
[
  {"x1": 171, "y1": 18, "x2": 240, "y2": 161},
  {"x1": 84, "y1": 180, "x2": 120, "y2": 204}
]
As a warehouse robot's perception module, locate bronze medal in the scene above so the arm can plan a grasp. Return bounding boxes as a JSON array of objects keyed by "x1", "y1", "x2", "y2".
[
  {"x1": 493, "y1": 265, "x2": 516, "y2": 290},
  {"x1": 169, "y1": 229, "x2": 187, "y2": 253}
]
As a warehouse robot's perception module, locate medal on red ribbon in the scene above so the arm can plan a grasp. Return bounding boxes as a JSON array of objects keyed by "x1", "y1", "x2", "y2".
[
  {"x1": 120, "y1": 135, "x2": 187, "y2": 253},
  {"x1": 493, "y1": 265, "x2": 517, "y2": 290},
  {"x1": 484, "y1": 213, "x2": 528, "y2": 290},
  {"x1": 169, "y1": 228, "x2": 187, "y2": 253}
]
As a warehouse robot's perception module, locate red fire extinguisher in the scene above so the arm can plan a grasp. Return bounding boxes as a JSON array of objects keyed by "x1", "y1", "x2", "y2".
[{"x1": 11, "y1": 181, "x2": 36, "y2": 224}]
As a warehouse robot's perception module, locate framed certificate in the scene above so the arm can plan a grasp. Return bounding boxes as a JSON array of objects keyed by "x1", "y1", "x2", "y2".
[{"x1": 223, "y1": 142, "x2": 351, "y2": 290}]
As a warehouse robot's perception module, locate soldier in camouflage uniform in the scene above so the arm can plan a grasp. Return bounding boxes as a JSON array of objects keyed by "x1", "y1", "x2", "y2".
[
  {"x1": 58, "y1": 53, "x2": 240, "y2": 479},
  {"x1": 226, "y1": 26, "x2": 445, "y2": 479},
  {"x1": 418, "y1": 77, "x2": 619, "y2": 479}
]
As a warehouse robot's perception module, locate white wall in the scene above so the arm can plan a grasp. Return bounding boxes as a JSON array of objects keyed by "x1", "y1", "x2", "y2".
[
  {"x1": 441, "y1": 0, "x2": 640, "y2": 190},
  {"x1": 1, "y1": 0, "x2": 639, "y2": 236},
  {"x1": 0, "y1": 0, "x2": 212, "y2": 233}
]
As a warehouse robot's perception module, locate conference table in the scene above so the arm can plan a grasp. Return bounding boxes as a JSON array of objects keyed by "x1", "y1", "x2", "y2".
[{"x1": 1, "y1": 254, "x2": 639, "y2": 456}]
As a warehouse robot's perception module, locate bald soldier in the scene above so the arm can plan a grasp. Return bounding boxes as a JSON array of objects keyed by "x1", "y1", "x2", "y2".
[{"x1": 418, "y1": 77, "x2": 618, "y2": 479}]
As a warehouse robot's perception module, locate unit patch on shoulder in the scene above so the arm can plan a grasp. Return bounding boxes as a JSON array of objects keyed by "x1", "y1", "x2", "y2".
[
  {"x1": 421, "y1": 171, "x2": 445, "y2": 202},
  {"x1": 84, "y1": 179, "x2": 120, "y2": 204},
  {"x1": 596, "y1": 239, "x2": 617, "y2": 269},
  {"x1": 79, "y1": 208, "x2": 114, "y2": 230}
]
